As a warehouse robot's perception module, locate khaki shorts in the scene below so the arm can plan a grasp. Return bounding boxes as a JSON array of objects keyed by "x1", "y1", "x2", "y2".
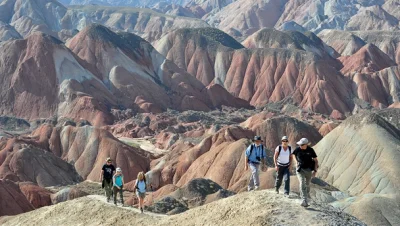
[{"x1": 136, "y1": 191, "x2": 146, "y2": 199}]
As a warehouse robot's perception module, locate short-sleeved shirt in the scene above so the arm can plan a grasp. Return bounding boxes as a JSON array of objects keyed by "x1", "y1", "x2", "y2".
[
  {"x1": 293, "y1": 146, "x2": 317, "y2": 170},
  {"x1": 136, "y1": 180, "x2": 146, "y2": 193},
  {"x1": 102, "y1": 164, "x2": 116, "y2": 179},
  {"x1": 245, "y1": 144, "x2": 267, "y2": 164},
  {"x1": 275, "y1": 145, "x2": 293, "y2": 166},
  {"x1": 113, "y1": 175, "x2": 123, "y2": 187}
]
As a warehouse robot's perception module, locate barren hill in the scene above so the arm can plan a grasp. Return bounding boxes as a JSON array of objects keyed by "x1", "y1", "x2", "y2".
[
  {"x1": 315, "y1": 108, "x2": 400, "y2": 225},
  {"x1": 0, "y1": 191, "x2": 365, "y2": 226}
]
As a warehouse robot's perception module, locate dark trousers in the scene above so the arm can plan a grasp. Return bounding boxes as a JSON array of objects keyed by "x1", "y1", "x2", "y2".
[
  {"x1": 103, "y1": 179, "x2": 113, "y2": 199},
  {"x1": 113, "y1": 186, "x2": 124, "y2": 204},
  {"x1": 275, "y1": 165, "x2": 290, "y2": 194}
]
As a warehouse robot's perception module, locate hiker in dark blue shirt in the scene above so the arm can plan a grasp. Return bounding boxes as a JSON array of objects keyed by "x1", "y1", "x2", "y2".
[{"x1": 245, "y1": 136, "x2": 267, "y2": 191}]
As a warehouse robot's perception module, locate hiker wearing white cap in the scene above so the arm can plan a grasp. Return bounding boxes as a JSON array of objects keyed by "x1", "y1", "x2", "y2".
[
  {"x1": 274, "y1": 136, "x2": 293, "y2": 196},
  {"x1": 244, "y1": 136, "x2": 267, "y2": 191},
  {"x1": 100, "y1": 157, "x2": 116, "y2": 202},
  {"x1": 293, "y1": 138, "x2": 319, "y2": 207},
  {"x1": 113, "y1": 167, "x2": 124, "y2": 206}
]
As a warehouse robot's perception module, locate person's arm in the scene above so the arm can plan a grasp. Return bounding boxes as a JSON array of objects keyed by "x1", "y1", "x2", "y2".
[
  {"x1": 100, "y1": 165, "x2": 104, "y2": 181},
  {"x1": 122, "y1": 176, "x2": 124, "y2": 187},
  {"x1": 273, "y1": 147, "x2": 279, "y2": 171},
  {"x1": 244, "y1": 146, "x2": 250, "y2": 170},
  {"x1": 113, "y1": 176, "x2": 116, "y2": 187},
  {"x1": 261, "y1": 146, "x2": 267, "y2": 171},
  {"x1": 313, "y1": 158, "x2": 319, "y2": 172},
  {"x1": 292, "y1": 149, "x2": 298, "y2": 170}
]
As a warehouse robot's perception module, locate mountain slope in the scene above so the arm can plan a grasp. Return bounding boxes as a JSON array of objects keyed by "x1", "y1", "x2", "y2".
[
  {"x1": 316, "y1": 109, "x2": 400, "y2": 195},
  {"x1": 67, "y1": 24, "x2": 249, "y2": 113},
  {"x1": 315, "y1": 109, "x2": 400, "y2": 225},
  {"x1": 318, "y1": 30, "x2": 366, "y2": 56},
  {"x1": 0, "y1": 191, "x2": 366, "y2": 226},
  {"x1": 63, "y1": 5, "x2": 210, "y2": 43},
  {"x1": 206, "y1": 0, "x2": 288, "y2": 40},
  {"x1": 242, "y1": 28, "x2": 338, "y2": 58},
  {"x1": 156, "y1": 28, "x2": 353, "y2": 115}
]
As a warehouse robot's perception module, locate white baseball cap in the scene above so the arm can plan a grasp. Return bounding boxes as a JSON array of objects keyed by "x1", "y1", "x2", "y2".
[
  {"x1": 116, "y1": 167, "x2": 122, "y2": 172},
  {"x1": 296, "y1": 138, "x2": 309, "y2": 145},
  {"x1": 281, "y1": 136, "x2": 288, "y2": 141}
]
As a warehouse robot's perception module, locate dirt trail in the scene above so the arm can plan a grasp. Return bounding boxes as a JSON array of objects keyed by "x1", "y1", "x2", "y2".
[{"x1": 0, "y1": 190, "x2": 365, "y2": 226}]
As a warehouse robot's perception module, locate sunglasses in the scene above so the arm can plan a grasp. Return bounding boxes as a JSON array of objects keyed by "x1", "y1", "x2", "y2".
[
  {"x1": 282, "y1": 140, "x2": 288, "y2": 142},
  {"x1": 107, "y1": 161, "x2": 112, "y2": 163}
]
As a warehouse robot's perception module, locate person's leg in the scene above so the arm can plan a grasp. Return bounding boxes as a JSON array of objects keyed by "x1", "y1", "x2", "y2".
[
  {"x1": 283, "y1": 166, "x2": 290, "y2": 195},
  {"x1": 139, "y1": 196, "x2": 144, "y2": 212},
  {"x1": 275, "y1": 166, "x2": 284, "y2": 193},
  {"x1": 119, "y1": 187, "x2": 124, "y2": 205},
  {"x1": 113, "y1": 186, "x2": 118, "y2": 205},
  {"x1": 105, "y1": 180, "x2": 112, "y2": 201},
  {"x1": 296, "y1": 170, "x2": 307, "y2": 203},
  {"x1": 248, "y1": 163, "x2": 254, "y2": 191},
  {"x1": 251, "y1": 163, "x2": 260, "y2": 190},
  {"x1": 304, "y1": 170, "x2": 312, "y2": 200},
  {"x1": 141, "y1": 194, "x2": 145, "y2": 210}
]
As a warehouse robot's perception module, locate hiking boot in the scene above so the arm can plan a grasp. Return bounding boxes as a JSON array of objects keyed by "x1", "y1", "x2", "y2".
[
  {"x1": 107, "y1": 198, "x2": 110, "y2": 203},
  {"x1": 140, "y1": 208, "x2": 144, "y2": 213},
  {"x1": 254, "y1": 186, "x2": 259, "y2": 191},
  {"x1": 275, "y1": 188, "x2": 279, "y2": 194},
  {"x1": 284, "y1": 193, "x2": 289, "y2": 197},
  {"x1": 301, "y1": 200, "x2": 309, "y2": 207},
  {"x1": 247, "y1": 187, "x2": 253, "y2": 192}
]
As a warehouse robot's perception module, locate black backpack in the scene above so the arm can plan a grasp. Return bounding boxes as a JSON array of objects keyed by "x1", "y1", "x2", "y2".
[
  {"x1": 278, "y1": 145, "x2": 291, "y2": 155},
  {"x1": 249, "y1": 144, "x2": 264, "y2": 160}
]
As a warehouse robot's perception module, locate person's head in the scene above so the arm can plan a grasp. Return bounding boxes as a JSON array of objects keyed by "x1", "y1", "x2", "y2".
[
  {"x1": 116, "y1": 167, "x2": 122, "y2": 175},
  {"x1": 296, "y1": 138, "x2": 309, "y2": 150},
  {"x1": 137, "y1": 171, "x2": 145, "y2": 181},
  {"x1": 281, "y1": 136, "x2": 289, "y2": 147},
  {"x1": 252, "y1": 136, "x2": 263, "y2": 146},
  {"x1": 106, "y1": 157, "x2": 112, "y2": 165}
]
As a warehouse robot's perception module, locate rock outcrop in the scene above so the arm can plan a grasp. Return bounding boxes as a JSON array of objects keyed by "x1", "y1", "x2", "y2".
[
  {"x1": 0, "y1": 179, "x2": 34, "y2": 217},
  {"x1": 51, "y1": 187, "x2": 89, "y2": 204},
  {"x1": 18, "y1": 182, "x2": 53, "y2": 209},
  {"x1": 0, "y1": 147, "x2": 82, "y2": 187}
]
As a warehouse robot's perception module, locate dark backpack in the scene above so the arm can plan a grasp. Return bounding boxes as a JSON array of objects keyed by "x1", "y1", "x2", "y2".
[
  {"x1": 278, "y1": 145, "x2": 292, "y2": 155},
  {"x1": 249, "y1": 144, "x2": 264, "y2": 160}
]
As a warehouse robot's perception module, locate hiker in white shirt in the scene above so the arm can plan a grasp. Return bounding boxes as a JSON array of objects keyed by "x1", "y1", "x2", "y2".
[{"x1": 274, "y1": 136, "x2": 293, "y2": 196}]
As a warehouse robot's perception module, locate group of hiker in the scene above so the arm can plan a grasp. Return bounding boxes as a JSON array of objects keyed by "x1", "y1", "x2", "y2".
[
  {"x1": 245, "y1": 135, "x2": 318, "y2": 207},
  {"x1": 100, "y1": 158, "x2": 147, "y2": 213},
  {"x1": 100, "y1": 135, "x2": 318, "y2": 212}
]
